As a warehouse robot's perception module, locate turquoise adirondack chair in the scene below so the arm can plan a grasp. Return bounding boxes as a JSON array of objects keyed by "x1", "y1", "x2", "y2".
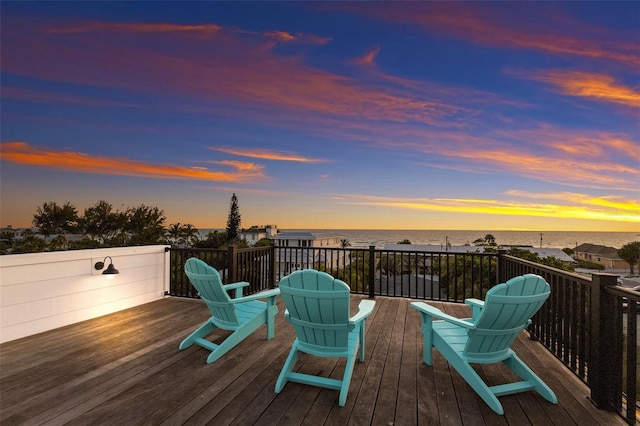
[
  {"x1": 411, "y1": 273, "x2": 557, "y2": 415},
  {"x1": 274, "y1": 269, "x2": 376, "y2": 406},
  {"x1": 179, "y1": 257, "x2": 279, "y2": 364}
]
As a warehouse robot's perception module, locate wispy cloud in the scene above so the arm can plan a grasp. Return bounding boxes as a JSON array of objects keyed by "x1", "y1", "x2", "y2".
[
  {"x1": 493, "y1": 125, "x2": 640, "y2": 164},
  {"x1": 1, "y1": 86, "x2": 140, "y2": 108},
  {"x1": 1, "y1": 16, "x2": 473, "y2": 129},
  {"x1": 262, "y1": 30, "x2": 331, "y2": 45},
  {"x1": 45, "y1": 20, "x2": 331, "y2": 45},
  {"x1": 2, "y1": 13, "x2": 636, "y2": 199},
  {"x1": 341, "y1": 3, "x2": 640, "y2": 69},
  {"x1": 320, "y1": 122, "x2": 639, "y2": 191},
  {"x1": 505, "y1": 189, "x2": 640, "y2": 214},
  {"x1": 352, "y1": 47, "x2": 380, "y2": 66},
  {"x1": 337, "y1": 193, "x2": 640, "y2": 224},
  {"x1": 208, "y1": 147, "x2": 327, "y2": 163},
  {"x1": 516, "y1": 70, "x2": 640, "y2": 108},
  {"x1": 437, "y1": 145, "x2": 638, "y2": 191},
  {"x1": 46, "y1": 22, "x2": 224, "y2": 35},
  {"x1": 0, "y1": 142, "x2": 265, "y2": 182}
]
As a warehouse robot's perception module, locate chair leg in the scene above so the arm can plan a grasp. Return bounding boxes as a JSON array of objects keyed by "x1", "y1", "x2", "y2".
[
  {"x1": 358, "y1": 323, "x2": 366, "y2": 362},
  {"x1": 339, "y1": 352, "x2": 357, "y2": 406},
  {"x1": 503, "y1": 354, "x2": 558, "y2": 404},
  {"x1": 419, "y1": 315, "x2": 434, "y2": 366},
  {"x1": 449, "y1": 358, "x2": 504, "y2": 415},
  {"x1": 205, "y1": 318, "x2": 264, "y2": 364},
  {"x1": 265, "y1": 302, "x2": 277, "y2": 340},
  {"x1": 179, "y1": 320, "x2": 216, "y2": 350},
  {"x1": 275, "y1": 341, "x2": 300, "y2": 393}
]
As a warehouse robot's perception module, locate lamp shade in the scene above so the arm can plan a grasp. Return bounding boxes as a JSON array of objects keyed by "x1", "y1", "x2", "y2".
[
  {"x1": 103, "y1": 262, "x2": 119, "y2": 275},
  {"x1": 95, "y1": 256, "x2": 119, "y2": 275}
]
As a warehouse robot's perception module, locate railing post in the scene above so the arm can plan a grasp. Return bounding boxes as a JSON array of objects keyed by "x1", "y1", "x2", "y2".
[
  {"x1": 589, "y1": 273, "x2": 622, "y2": 411},
  {"x1": 497, "y1": 249, "x2": 507, "y2": 283},
  {"x1": 368, "y1": 245, "x2": 376, "y2": 299},
  {"x1": 270, "y1": 242, "x2": 277, "y2": 288},
  {"x1": 227, "y1": 245, "x2": 238, "y2": 284}
]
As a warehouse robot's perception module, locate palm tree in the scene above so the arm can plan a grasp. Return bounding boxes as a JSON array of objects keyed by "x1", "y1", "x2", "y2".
[
  {"x1": 618, "y1": 242, "x2": 640, "y2": 275},
  {"x1": 340, "y1": 239, "x2": 351, "y2": 248},
  {"x1": 181, "y1": 224, "x2": 200, "y2": 247},
  {"x1": 484, "y1": 234, "x2": 496, "y2": 246},
  {"x1": 474, "y1": 234, "x2": 497, "y2": 247},
  {"x1": 166, "y1": 223, "x2": 182, "y2": 246}
]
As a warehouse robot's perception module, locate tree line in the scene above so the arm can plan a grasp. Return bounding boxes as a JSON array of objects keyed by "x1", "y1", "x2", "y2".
[{"x1": 0, "y1": 193, "x2": 251, "y2": 254}]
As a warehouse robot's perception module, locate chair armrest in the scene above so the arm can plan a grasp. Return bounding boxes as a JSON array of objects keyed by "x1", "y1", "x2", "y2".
[
  {"x1": 223, "y1": 281, "x2": 251, "y2": 298},
  {"x1": 411, "y1": 302, "x2": 475, "y2": 329},
  {"x1": 465, "y1": 298, "x2": 484, "y2": 309},
  {"x1": 232, "y1": 288, "x2": 280, "y2": 304},
  {"x1": 349, "y1": 299, "x2": 376, "y2": 324},
  {"x1": 465, "y1": 298, "x2": 484, "y2": 321}
]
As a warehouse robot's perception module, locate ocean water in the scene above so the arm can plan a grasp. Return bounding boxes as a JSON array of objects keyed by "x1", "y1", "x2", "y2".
[{"x1": 200, "y1": 229, "x2": 639, "y2": 250}]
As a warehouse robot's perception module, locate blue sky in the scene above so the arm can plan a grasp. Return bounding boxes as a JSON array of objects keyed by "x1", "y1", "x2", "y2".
[{"x1": 1, "y1": 1, "x2": 638, "y2": 231}]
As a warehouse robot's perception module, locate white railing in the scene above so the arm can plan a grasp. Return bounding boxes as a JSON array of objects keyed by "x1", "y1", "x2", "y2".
[{"x1": 0, "y1": 245, "x2": 170, "y2": 344}]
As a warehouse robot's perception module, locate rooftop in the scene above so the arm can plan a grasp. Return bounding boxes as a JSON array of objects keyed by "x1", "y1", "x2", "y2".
[
  {"x1": 271, "y1": 231, "x2": 344, "y2": 240},
  {"x1": 0, "y1": 296, "x2": 624, "y2": 425},
  {"x1": 575, "y1": 243, "x2": 621, "y2": 259}
]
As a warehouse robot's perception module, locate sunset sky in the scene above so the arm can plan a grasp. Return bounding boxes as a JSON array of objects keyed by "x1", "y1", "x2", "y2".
[{"x1": 1, "y1": 2, "x2": 638, "y2": 231}]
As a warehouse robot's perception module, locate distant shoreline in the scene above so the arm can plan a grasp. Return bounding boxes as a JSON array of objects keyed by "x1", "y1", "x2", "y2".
[{"x1": 199, "y1": 228, "x2": 638, "y2": 249}]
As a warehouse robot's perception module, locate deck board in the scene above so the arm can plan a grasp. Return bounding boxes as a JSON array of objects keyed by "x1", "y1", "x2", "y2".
[{"x1": 0, "y1": 296, "x2": 627, "y2": 425}]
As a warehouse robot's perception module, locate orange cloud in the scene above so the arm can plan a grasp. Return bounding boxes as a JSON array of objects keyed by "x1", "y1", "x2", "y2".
[
  {"x1": 505, "y1": 190, "x2": 640, "y2": 214},
  {"x1": 441, "y1": 146, "x2": 638, "y2": 190},
  {"x1": 494, "y1": 126, "x2": 640, "y2": 163},
  {"x1": 337, "y1": 193, "x2": 640, "y2": 223},
  {"x1": 515, "y1": 70, "x2": 640, "y2": 108},
  {"x1": 208, "y1": 147, "x2": 327, "y2": 163},
  {"x1": 0, "y1": 142, "x2": 265, "y2": 182}
]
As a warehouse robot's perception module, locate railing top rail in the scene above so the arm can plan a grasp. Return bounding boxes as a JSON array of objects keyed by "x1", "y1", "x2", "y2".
[
  {"x1": 235, "y1": 246, "x2": 272, "y2": 253},
  {"x1": 277, "y1": 246, "x2": 369, "y2": 251},
  {"x1": 502, "y1": 254, "x2": 593, "y2": 284},
  {"x1": 380, "y1": 249, "x2": 495, "y2": 256},
  {"x1": 605, "y1": 284, "x2": 640, "y2": 301},
  {"x1": 170, "y1": 247, "x2": 226, "y2": 253}
]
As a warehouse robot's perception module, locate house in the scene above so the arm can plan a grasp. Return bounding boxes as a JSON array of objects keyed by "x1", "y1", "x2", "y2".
[
  {"x1": 238, "y1": 224, "x2": 278, "y2": 245},
  {"x1": 521, "y1": 247, "x2": 577, "y2": 265},
  {"x1": 270, "y1": 231, "x2": 344, "y2": 278},
  {"x1": 574, "y1": 243, "x2": 626, "y2": 271},
  {"x1": 270, "y1": 231, "x2": 342, "y2": 248}
]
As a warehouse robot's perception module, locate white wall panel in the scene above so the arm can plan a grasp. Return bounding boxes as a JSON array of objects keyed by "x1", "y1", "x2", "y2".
[{"x1": 0, "y1": 245, "x2": 169, "y2": 343}]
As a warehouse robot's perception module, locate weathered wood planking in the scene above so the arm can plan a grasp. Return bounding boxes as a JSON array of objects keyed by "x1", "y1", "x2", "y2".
[{"x1": 0, "y1": 297, "x2": 626, "y2": 425}]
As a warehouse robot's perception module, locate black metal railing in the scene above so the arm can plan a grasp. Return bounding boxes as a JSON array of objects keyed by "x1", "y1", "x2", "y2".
[
  {"x1": 169, "y1": 245, "x2": 275, "y2": 297},
  {"x1": 500, "y1": 254, "x2": 638, "y2": 424},
  {"x1": 271, "y1": 245, "x2": 496, "y2": 301},
  {"x1": 169, "y1": 246, "x2": 636, "y2": 424},
  {"x1": 170, "y1": 245, "x2": 496, "y2": 301}
]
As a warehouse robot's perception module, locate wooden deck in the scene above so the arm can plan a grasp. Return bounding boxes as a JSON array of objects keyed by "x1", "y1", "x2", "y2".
[{"x1": 0, "y1": 296, "x2": 626, "y2": 425}]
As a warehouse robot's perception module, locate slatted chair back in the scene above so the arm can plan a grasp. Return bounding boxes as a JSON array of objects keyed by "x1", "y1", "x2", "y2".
[
  {"x1": 465, "y1": 274, "x2": 550, "y2": 360},
  {"x1": 278, "y1": 269, "x2": 352, "y2": 350},
  {"x1": 185, "y1": 258, "x2": 239, "y2": 328}
]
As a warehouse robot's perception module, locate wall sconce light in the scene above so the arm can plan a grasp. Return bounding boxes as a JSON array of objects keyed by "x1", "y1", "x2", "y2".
[{"x1": 94, "y1": 256, "x2": 119, "y2": 275}]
